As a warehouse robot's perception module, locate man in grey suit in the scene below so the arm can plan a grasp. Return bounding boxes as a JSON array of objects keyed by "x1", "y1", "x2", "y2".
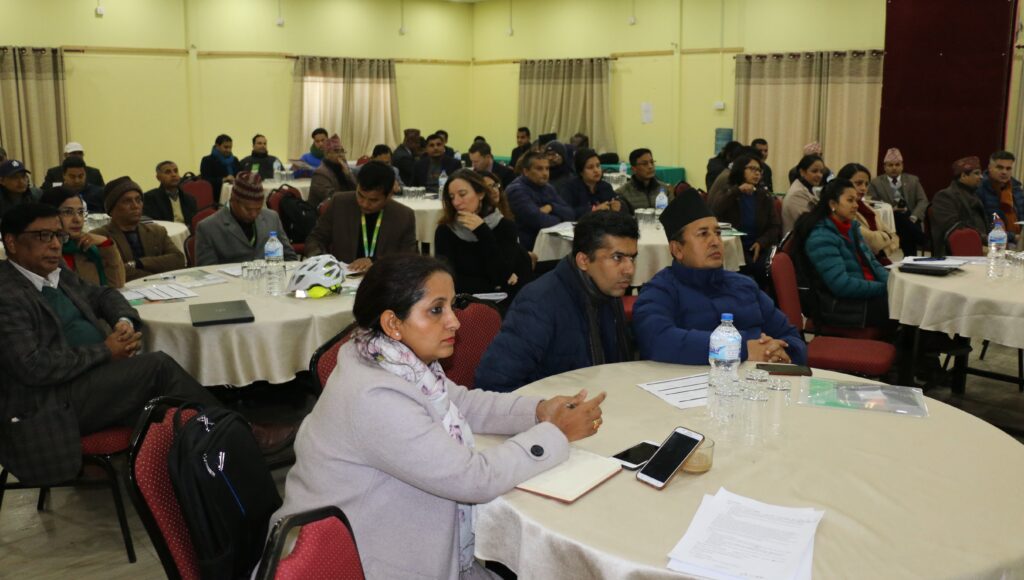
[
  {"x1": 0, "y1": 203, "x2": 219, "y2": 485},
  {"x1": 304, "y1": 161, "x2": 416, "y2": 273},
  {"x1": 868, "y1": 148, "x2": 928, "y2": 256},
  {"x1": 195, "y1": 171, "x2": 298, "y2": 266}
]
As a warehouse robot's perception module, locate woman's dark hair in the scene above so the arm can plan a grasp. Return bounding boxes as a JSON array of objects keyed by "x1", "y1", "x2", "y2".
[
  {"x1": 572, "y1": 210, "x2": 640, "y2": 259},
  {"x1": 796, "y1": 154, "x2": 824, "y2": 174},
  {"x1": 353, "y1": 254, "x2": 453, "y2": 332},
  {"x1": 573, "y1": 148, "x2": 600, "y2": 176},
  {"x1": 214, "y1": 134, "x2": 232, "y2": 146},
  {"x1": 727, "y1": 154, "x2": 763, "y2": 187},
  {"x1": 39, "y1": 187, "x2": 80, "y2": 208},
  {"x1": 836, "y1": 163, "x2": 870, "y2": 181},
  {"x1": 439, "y1": 169, "x2": 494, "y2": 225},
  {"x1": 477, "y1": 170, "x2": 513, "y2": 219},
  {"x1": 791, "y1": 178, "x2": 856, "y2": 250},
  {"x1": 371, "y1": 144, "x2": 392, "y2": 158}
]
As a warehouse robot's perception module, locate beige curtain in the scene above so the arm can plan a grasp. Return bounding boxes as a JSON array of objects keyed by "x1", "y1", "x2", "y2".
[
  {"x1": 290, "y1": 56, "x2": 400, "y2": 160},
  {"x1": 519, "y1": 58, "x2": 616, "y2": 154},
  {"x1": 0, "y1": 47, "x2": 68, "y2": 178},
  {"x1": 735, "y1": 50, "x2": 882, "y2": 182},
  {"x1": 820, "y1": 51, "x2": 884, "y2": 171}
]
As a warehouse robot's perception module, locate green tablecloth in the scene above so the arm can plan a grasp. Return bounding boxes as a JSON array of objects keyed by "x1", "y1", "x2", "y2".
[{"x1": 601, "y1": 164, "x2": 686, "y2": 185}]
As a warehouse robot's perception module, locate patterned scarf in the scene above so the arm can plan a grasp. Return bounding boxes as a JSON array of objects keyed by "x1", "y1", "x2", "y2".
[{"x1": 353, "y1": 328, "x2": 477, "y2": 572}]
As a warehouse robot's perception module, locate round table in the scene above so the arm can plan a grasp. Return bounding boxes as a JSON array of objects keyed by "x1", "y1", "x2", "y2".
[
  {"x1": 474, "y1": 361, "x2": 1024, "y2": 579},
  {"x1": 154, "y1": 220, "x2": 189, "y2": 254},
  {"x1": 126, "y1": 263, "x2": 355, "y2": 386},
  {"x1": 532, "y1": 223, "x2": 746, "y2": 285},
  {"x1": 393, "y1": 195, "x2": 444, "y2": 246},
  {"x1": 889, "y1": 262, "x2": 1024, "y2": 350},
  {"x1": 221, "y1": 178, "x2": 312, "y2": 202}
]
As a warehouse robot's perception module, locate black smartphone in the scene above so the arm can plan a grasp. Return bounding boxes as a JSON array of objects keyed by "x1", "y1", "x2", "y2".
[
  {"x1": 756, "y1": 363, "x2": 812, "y2": 376},
  {"x1": 611, "y1": 440, "x2": 659, "y2": 470},
  {"x1": 636, "y1": 427, "x2": 705, "y2": 489}
]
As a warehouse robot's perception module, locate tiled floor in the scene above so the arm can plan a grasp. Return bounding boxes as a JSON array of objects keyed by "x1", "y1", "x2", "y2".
[{"x1": 2, "y1": 347, "x2": 1023, "y2": 579}]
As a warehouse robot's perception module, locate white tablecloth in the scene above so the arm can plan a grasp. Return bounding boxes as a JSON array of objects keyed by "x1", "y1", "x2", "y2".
[
  {"x1": 155, "y1": 220, "x2": 189, "y2": 254},
  {"x1": 474, "y1": 361, "x2": 1024, "y2": 579},
  {"x1": 126, "y1": 263, "x2": 355, "y2": 385},
  {"x1": 393, "y1": 196, "x2": 444, "y2": 245},
  {"x1": 221, "y1": 178, "x2": 312, "y2": 202},
  {"x1": 870, "y1": 200, "x2": 896, "y2": 232},
  {"x1": 889, "y1": 261, "x2": 1024, "y2": 349},
  {"x1": 532, "y1": 223, "x2": 746, "y2": 285}
]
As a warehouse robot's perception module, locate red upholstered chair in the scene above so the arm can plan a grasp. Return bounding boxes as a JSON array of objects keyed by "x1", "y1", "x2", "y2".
[
  {"x1": 181, "y1": 179, "x2": 214, "y2": 211},
  {"x1": 266, "y1": 185, "x2": 306, "y2": 254},
  {"x1": 771, "y1": 252, "x2": 895, "y2": 377},
  {"x1": 184, "y1": 235, "x2": 196, "y2": 267},
  {"x1": 255, "y1": 506, "x2": 365, "y2": 580},
  {"x1": 947, "y1": 228, "x2": 983, "y2": 256},
  {"x1": 126, "y1": 398, "x2": 201, "y2": 580},
  {"x1": 0, "y1": 426, "x2": 137, "y2": 563},
  {"x1": 622, "y1": 294, "x2": 637, "y2": 323},
  {"x1": 309, "y1": 322, "x2": 359, "y2": 393},
  {"x1": 440, "y1": 297, "x2": 502, "y2": 389},
  {"x1": 190, "y1": 206, "x2": 217, "y2": 233}
]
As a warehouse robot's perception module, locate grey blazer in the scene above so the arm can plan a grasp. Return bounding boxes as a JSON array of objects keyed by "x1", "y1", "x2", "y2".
[
  {"x1": 0, "y1": 261, "x2": 139, "y2": 485},
  {"x1": 194, "y1": 206, "x2": 298, "y2": 266},
  {"x1": 868, "y1": 173, "x2": 928, "y2": 222},
  {"x1": 270, "y1": 342, "x2": 569, "y2": 580}
]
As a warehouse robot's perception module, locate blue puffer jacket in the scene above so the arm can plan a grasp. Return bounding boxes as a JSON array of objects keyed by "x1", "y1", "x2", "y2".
[
  {"x1": 505, "y1": 176, "x2": 575, "y2": 251},
  {"x1": 475, "y1": 258, "x2": 629, "y2": 393},
  {"x1": 633, "y1": 262, "x2": 807, "y2": 366},
  {"x1": 805, "y1": 218, "x2": 888, "y2": 299}
]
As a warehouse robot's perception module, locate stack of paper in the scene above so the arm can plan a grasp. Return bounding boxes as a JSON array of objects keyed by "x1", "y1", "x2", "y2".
[
  {"x1": 637, "y1": 373, "x2": 708, "y2": 410},
  {"x1": 542, "y1": 222, "x2": 576, "y2": 240},
  {"x1": 668, "y1": 488, "x2": 823, "y2": 580},
  {"x1": 515, "y1": 447, "x2": 621, "y2": 503},
  {"x1": 121, "y1": 284, "x2": 199, "y2": 302},
  {"x1": 897, "y1": 256, "x2": 969, "y2": 268}
]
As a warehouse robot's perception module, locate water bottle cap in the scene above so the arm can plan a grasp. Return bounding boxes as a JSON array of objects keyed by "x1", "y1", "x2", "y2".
[
  {"x1": 269, "y1": 231, "x2": 277, "y2": 237},
  {"x1": 721, "y1": 313, "x2": 733, "y2": 322}
]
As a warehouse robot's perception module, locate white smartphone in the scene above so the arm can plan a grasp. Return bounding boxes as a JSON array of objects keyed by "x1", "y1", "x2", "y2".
[
  {"x1": 611, "y1": 440, "x2": 660, "y2": 470},
  {"x1": 636, "y1": 427, "x2": 705, "y2": 489}
]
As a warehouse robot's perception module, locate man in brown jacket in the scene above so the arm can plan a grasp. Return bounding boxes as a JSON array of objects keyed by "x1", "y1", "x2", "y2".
[
  {"x1": 930, "y1": 156, "x2": 988, "y2": 258},
  {"x1": 304, "y1": 161, "x2": 416, "y2": 273},
  {"x1": 307, "y1": 134, "x2": 357, "y2": 210},
  {"x1": 93, "y1": 176, "x2": 185, "y2": 281}
]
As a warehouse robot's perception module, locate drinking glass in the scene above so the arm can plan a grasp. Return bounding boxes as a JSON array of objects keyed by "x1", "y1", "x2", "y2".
[
  {"x1": 682, "y1": 438, "x2": 715, "y2": 474},
  {"x1": 767, "y1": 377, "x2": 791, "y2": 391}
]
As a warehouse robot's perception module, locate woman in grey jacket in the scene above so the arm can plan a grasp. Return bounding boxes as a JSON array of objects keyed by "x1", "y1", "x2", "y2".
[{"x1": 271, "y1": 254, "x2": 605, "y2": 579}]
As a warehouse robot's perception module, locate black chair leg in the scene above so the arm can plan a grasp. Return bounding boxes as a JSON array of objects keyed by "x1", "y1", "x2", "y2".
[
  {"x1": 86, "y1": 455, "x2": 137, "y2": 563},
  {"x1": 37, "y1": 487, "x2": 49, "y2": 511},
  {"x1": 0, "y1": 468, "x2": 8, "y2": 511},
  {"x1": 980, "y1": 340, "x2": 990, "y2": 361}
]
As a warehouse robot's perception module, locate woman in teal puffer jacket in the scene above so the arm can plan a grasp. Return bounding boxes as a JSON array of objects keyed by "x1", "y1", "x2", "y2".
[{"x1": 793, "y1": 178, "x2": 889, "y2": 327}]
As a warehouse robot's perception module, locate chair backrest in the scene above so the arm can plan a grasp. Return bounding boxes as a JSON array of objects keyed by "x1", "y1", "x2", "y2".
[
  {"x1": 184, "y1": 235, "x2": 196, "y2": 267},
  {"x1": 267, "y1": 185, "x2": 302, "y2": 213},
  {"x1": 127, "y1": 397, "x2": 201, "y2": 580},
  {"x1": 255, "y1": 506, "x2": 365, "y2": 580},
  {"x1": 191, "y1": 206, "x2": 217, "y2": 233},
  {"x1": 947, "y1": 228, "x2": 983, "y2": 256},
  {"x1": 309, "y1": 322, "x2": 359, "y2": 392},
  {"x1": 769, "y1": 252, "x2": 805, "y2": 331},
  {"x1": 181, "y1": 179, "x2": 214, "y2": 211},
  {"x1": 439, "y1": 298, "x2": 502, "y2": 388}
]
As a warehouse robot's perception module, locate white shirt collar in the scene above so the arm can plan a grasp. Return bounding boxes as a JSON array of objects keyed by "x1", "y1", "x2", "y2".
[{"x1": 10, "y1": 260, "x2": 61, "y2": 292}]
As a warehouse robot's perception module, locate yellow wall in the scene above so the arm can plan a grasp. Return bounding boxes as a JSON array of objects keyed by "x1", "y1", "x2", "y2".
[{"x1": 0, "y1": 0, "x2": 885, "y2": 184}]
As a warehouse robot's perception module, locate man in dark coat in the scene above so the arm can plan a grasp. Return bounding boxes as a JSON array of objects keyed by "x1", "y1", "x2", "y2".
[
  {"x1": 633, "y1": 191, "x2": 806, "y2": 366},
  {"x1": 143, "y1": 160, "x2": 199, "y2": 226},
  {"x1": 0, "y1": 203, "x2": 218, "y2": 486},
  {"x1": 468, "y1": 141, "x2": 516, "y2": 187},
  {"x1": 930, "y1": 156, "x2": 988, "y2": 258},
  {"x1": 412, "y1": 133, "x2": 461, "y2": 192},
  {"x1": 475, "y1": 211, "x2": 639, "y2": 393},
  {"x1": 41, "y1": 142, "x2": 105, "y2": 190}
]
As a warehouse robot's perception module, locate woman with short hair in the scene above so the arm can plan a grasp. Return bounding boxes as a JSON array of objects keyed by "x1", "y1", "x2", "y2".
[{"x1": 271, "y1": 254, "x2": 605, "y2": 579}]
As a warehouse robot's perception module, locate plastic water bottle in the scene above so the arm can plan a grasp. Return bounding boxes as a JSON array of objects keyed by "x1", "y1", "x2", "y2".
[
  {"x1": 264, "y1": 231, "x2": 285, "y2": 296},
  {"x1": 438, "y1": 169, "x2": 448, "y2": 194},
  {"x1": 655, "y1": 186, "x2": 669, "y2": 210},
  {"x1": 709, "y1": 314, "x2": 742, "y2": 422},
  {"x1": 618, "y1": 161, "x2": 628, "y2": 175},
  {"x1": 988, "y1": 214, "x2": 1008, "y2": 279}
]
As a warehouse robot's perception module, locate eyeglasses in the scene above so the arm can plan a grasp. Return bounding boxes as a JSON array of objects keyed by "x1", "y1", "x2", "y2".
[
  {"x1": 487, "y1": 182, "x2": 501, "y2": 191},
  {"x1": 21, "y1": 229, "x2": 70, "y2": 244},
  {"x1": 58, "y1": 208, "x2": 89, "y2": 218}
]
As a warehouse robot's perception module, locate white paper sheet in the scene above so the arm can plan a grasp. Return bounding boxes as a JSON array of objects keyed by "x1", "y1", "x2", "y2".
[
  {"x1": 134, "y1": 283, "x2": 198, "y2": 301},
  {"x1": 218, "y1": 265, "x2": 243, "y2": 277},
  {"x1": 637, "y1": 373, "x2": 708, "y2": 410},
  {"x1": 667, "y1": 488, "x2": 823, "y2": 580}
]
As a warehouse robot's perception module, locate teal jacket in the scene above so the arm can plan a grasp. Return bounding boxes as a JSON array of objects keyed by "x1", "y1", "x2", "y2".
[{"x1": 805, "y1": 218, "x2": 888, "y2": 299}]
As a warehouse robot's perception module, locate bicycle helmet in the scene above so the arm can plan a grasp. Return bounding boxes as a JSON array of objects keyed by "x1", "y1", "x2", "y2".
[{"x1": 287, "y1": 255, "x2": 345, "y2": 298}]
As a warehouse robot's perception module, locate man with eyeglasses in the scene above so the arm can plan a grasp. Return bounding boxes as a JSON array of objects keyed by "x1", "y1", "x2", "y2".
[
  {"x1": 0, "y1": 159, "x2": 33, "y2": 223},
  {"x1": 633, "y1": 191, "x2": 806, "y2": 366},
  {"x1": 614, "y1": 148, "x2": 673, "y2": 212},
  {"x1": 92, "y1": 177, "x2": 185, "y2": 281},
  {"x1": 0, "y1": 203, "x2": 221, "y2": 486},
  {"x1": 476, "y1": 211, "x2": 639, "y2": 393}
]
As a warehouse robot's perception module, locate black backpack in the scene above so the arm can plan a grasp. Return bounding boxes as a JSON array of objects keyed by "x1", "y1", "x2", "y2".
[
  {"x1": 167, "y1": 404, "x2": 282, "y2": 580},
  {"x1": 276, "y1": 190, "x2": 317, "y2": 243}
]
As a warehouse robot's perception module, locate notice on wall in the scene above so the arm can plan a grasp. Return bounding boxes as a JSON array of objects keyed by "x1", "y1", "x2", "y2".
[{"x1": 641, "y1": 102, "x2": 653, "y2": 124}]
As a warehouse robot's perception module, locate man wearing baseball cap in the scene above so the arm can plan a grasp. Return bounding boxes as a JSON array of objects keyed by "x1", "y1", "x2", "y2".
[
  {"x1": 0, "y1": 160, "x2": 33, "y2": 222},
  {"x1": 42, "y1": 142, "x2": 105, "y2": 190},
  {"x1": 194, "y1": 171, "x2": 297, "y2": 266},
  {"x1": 92, "y1": 176, "x2": 185, "y2": 280}
]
